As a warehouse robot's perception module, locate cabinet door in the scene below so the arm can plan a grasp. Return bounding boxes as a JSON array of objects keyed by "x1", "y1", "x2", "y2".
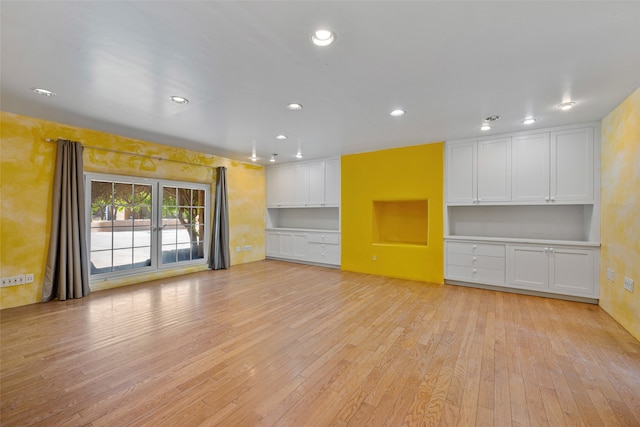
[
  {"x1": 477, "y1": 138, "x2": 511, "y2": 202},
  {"x1": 549, "y1": 247, "x2": 594, "y2": 295},
  {"x1": 507, "y1": 245, "x2": 548, "y2": 290},
  {"x1": 308, "y1": 162, "x2": 325, "y2": 205},
  {"x1": 446, "y1": 142, "x2": 476, "y2": 204},
  {"x1": 279, "y1": 233, "x2": 293, "y2": 257},
  {"x1": 266, "y1": 168, "x2": 279, "y2": 207},
  {"x1": 292, "y1": 233, "x2": 308, "y2": 258},
  {"x1": 324, "y1": 159, "x2": 341, "y2": 206},
  {"x1": 266, "y1": 232, "x2": 280, "y2": 256},
  {"x1": 511, "y1": 133, "x2": 550, "y2": 202},
  {"x1": 550, "y1": 127, "x2": 594, "y2": 202},
  {"x1": 293, "y1": 164, "x2": 310, "y2": 206},
  {"x1": 269, "y1": 165, "x2": 295, "y2": 206}
]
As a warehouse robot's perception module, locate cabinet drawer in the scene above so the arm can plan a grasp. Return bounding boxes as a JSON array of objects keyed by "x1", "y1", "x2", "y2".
[
  {"x1": 447, "y1": 253, "x2": 505, "y2": 270},
  {"x1": 446, "y1": 265, "x2": 505, "y2": 285},
  {"x1": 307, "y1": 233, "x2": 340, "y2": 244},
  {"x1": 447, "y1": 242, "x2": 505, "y2": 257},
  {"x1": 308, "y1": 243, "x2": 340, "y2": 265}
]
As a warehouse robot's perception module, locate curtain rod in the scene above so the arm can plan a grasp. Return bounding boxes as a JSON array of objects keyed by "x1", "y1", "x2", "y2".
[{"x1": 45, "y1": 138, "x2": 216, "y2": 170}]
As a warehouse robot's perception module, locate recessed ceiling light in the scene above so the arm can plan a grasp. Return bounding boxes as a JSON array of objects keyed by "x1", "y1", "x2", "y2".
[
  {"x1": 558, "y1": 101, "x2": 576, "y2": 111},
  {"x1": 250, "y1": 155, "x2": 258, "y2": 162},
  {"x1": 32, "y1": 87, "x2": 56, "y2": 97},
  {"x1": 480, "y1": 123, "x2": 491, "y2": 131},
  {"x1": 390, "y1": 109, "x2": 405, "y2": 117},
  {"x1": 275, "y1": 134, "x2": 287, "y2": 140},
  {"x1": 170, "y1": 96, "x2": 189, "y2": 104},
  {"x1": 312, "y1": 29, "x2": 335, "y2": 46},
  {"x1": 287, "y1": 103, "x2": 303, "y2": 110},
  {"x1": 523, "y1": 117, "x2": 536, "y2": 125},
  {"x1": 296, "y1": 152, "x2": 303, "y2": 159},
  {"x1": 270, "y1": 154, "x2": 277, "y2": 162}
]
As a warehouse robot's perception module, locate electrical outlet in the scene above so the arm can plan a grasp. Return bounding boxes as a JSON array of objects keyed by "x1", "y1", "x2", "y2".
[
  {"x1": 624, "y1": 277, "x2": 634, "y2": 293},
  {"x1": 1, "y1": 275, "x2": 25, "y2": 287},
  {"x1": 25, "y1": 273, "x2": 34, "y2": 283},
  {"x1": 243, "y1": 245, "x2": 253, "y2": 251},
  {"x1": 607, "y1": 268, "x2": 615, "y2": 281},
  {"x1": 372, "y1": 255, "x2": 377, "y2": 261},
  {"x1": 235, "y1": 246, "x2": 241, "y2": 252}
]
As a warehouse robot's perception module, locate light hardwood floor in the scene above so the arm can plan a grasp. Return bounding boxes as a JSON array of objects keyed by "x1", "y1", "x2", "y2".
[{"x1": 1, "y1": 260, "x2": 639, "y2": 426}]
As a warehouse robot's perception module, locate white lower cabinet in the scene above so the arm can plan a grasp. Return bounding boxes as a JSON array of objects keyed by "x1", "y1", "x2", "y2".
[
  {"x1": 266, "y1": 229, "x2": 340, "y2": 266},
  {"x1": 446, "y1": 242, "x2": 506, "y2": 285},
  {"x1": 446, "y1": 239, "x2": 599, "y2": 299},
  {"x1": 508, "y1": 245, "x2": 595, "y2": 296}
]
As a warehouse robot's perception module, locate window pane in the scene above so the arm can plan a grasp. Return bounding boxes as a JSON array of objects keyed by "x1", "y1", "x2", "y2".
[
  {"x1": 177, "y1": 226, "x2": 191, "y2": 244},
  {"x1": 113, "y1": 227, "x2": 133, "y2": 249},
  {"x1": 162, "y1": 244, "x2": 177, "y2": 264},
  {"x1": 91, "y1": 250, "x2": 112, "y2": 274},
  {"x1": 178, "y1": 188, "x2": 192, "y2": 207},
  {"x1": 177, "y1": 243, "x2": 191, "y2": 261},
  {"x1": 163, "y1": 187, "x2": 177, "y2": 206},
  {"x1": 112, "y1": 249, "x2": 133, "y2": 271},
  {"x1": 91, "y1": 181, "x2": 113, "y2": 204},
  {"x1": 162, "y1": 225, "x2": 178, "y2": 245},
  {"x1": 91, "y1": 229, "x2": 112, "y2": 251},
  {"x1": 133, "y1": 247, "x2": 151, "y2": 268},
  {"x1": 114, "y1": 183, "x2": 133, "y2": 205},
  {"x1": 193, "y1": 189, "x2": 205, "y2": 207},
  {"x1": 133, "y1": 184, "x2": 152, "y2": 205},
  {"x1": 177, "y1": 207, "x2": 190, "y2": 224},
  {"x1": 133, "y1": 227, "x2": 151, "y2": 247}
]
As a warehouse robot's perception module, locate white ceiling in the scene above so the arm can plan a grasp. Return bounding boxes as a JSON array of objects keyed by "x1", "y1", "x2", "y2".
[{"x1": 2, "y1": 1, "x2": 639, "y2": 164}]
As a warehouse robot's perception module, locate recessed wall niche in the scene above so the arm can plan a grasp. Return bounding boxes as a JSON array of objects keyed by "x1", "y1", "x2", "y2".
[{"x1": 373, "y1": 200, "x2": 429, "y2": 245}]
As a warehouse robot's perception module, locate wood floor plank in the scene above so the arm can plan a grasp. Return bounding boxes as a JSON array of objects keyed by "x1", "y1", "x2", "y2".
[{"x1": 1, "y1": 260, "x2": 639, "y2": 426}]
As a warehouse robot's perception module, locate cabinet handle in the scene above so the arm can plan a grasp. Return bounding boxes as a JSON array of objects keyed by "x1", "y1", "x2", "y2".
[
  {"x1": 472, "y1": 269, "x2": 477, "y2": 274},
  {"x1": 472, "y1": 257, "x2": 477, "y2": 262},
  {"x1": 549, "y1": 248, "x2": 554, "y2": 254},
  {"x1": 550, "y1": 197, "x2": 555, "y2": 202},
  {"x1": 544, "y1": 247, "x2": 549, "y2": 252},
  {"x1": 478, "y1": 198, "x2": 482, "y2": 202},
  {"x1": 545, "y1": 197, "x2": 550, "y2": 202},
  {"x1": 472, "y1": 245, "x2": 477, "y2": 250}
]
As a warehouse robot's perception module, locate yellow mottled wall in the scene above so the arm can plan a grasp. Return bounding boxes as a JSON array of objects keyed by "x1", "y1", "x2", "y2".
[
  {"x1": 599, "y1": 87, "x2": 640, "y2": 341},
  {"x1": 0, "y1": 112, "x2": 265, "y2": 309},
  {"x1": 341, "y1": 143, "x2": 444, "y2": 283}
]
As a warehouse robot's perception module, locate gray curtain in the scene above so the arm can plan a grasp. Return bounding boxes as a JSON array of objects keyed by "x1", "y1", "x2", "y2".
[
  {"x1": 209, "y1": 166, "x2": 230, "y2": 270},
  {"x1": 42, "y1": 139, "x2": 90, "y2": 302}
]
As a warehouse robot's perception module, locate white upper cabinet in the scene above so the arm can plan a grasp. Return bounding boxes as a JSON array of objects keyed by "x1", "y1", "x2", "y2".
[
  {"x1": 324, "y1": 159, "x2": 341, "y2": 206},
  {"x1": 446, "y1": 141, "x2": 477, "y2": 204},
  {"x1": 266, "y1": 165, "x2": 294, "y2": 207},
  {"x1": 266, "y1": 158, "x2": 340, "y2": 208},
  {"x1": 308, "y1": 161, "x2": 326, "y2": 205},
  {"x1": 293, "y1": 164, "x2": 311, "y2": 205},
  {"x1": 550, "y1": 127, "x2": 594, "y2": 202},
  {"x1": 477, "y1": 138, "x2": 511, "y2": 202},
  {"x1": 511, "y1": 133, "x2": 551, "y2": 202},
  {"x1": 447, "y1": 138, "x2": 511, "y2": 204},
  {"x1": 448, "y1": 125, "x2": 595, "y2": 205},
  {"x1": 512, "y1": 127, "x2": 594, "y2": 203}
]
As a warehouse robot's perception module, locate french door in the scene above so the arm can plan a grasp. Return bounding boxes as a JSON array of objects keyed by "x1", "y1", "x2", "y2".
[{"x1": 86, "y1": 173, "x2": 210, "y2": 278}]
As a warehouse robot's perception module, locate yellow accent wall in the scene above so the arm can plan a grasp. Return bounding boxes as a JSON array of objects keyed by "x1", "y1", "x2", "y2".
[
  {"x1": 0, "y1": 111, "x2": 265, "y2": 310},
  {"x1": 341, "y1": 143, "x2": 444, "y2": 283},
  {"x1": 599, "y1": 87, "x2": 640, "y2": 341}
]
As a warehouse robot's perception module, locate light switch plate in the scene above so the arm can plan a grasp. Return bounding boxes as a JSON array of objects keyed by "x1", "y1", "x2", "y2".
[{"x1": 624, "y1": 277, "x2": 634, "y2": 293}]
